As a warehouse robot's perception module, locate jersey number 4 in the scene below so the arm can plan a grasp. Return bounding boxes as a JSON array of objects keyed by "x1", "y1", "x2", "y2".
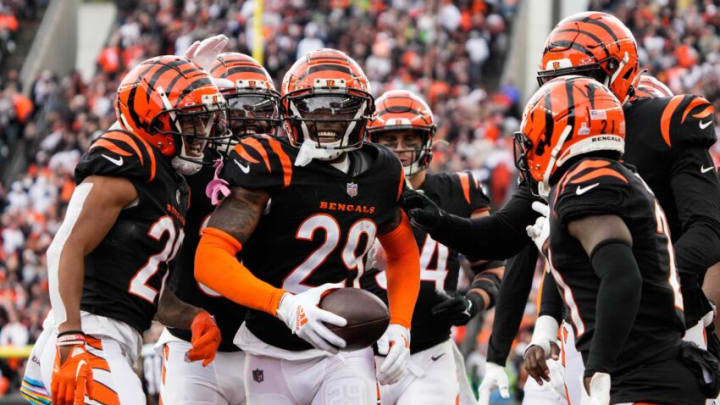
[
  {"x1": 282, "y1": 214, "x2": 377, "y2": 293},
  {"x1": 129, "y1": 216, "x2": 185, "y2": 303}
]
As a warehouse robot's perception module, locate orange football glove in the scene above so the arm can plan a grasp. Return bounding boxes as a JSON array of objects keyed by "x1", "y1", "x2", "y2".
[
  {"x1": 51, "y1": 333, "x2": 95, "y2": 405},
  {"x1": 186, "y1": 311, "x2": 221, "y2": 366}
]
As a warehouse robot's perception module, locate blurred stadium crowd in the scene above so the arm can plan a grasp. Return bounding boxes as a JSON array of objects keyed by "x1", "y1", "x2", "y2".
[{"x1": 0, "y1": 0, "x2": 717, "y2": 400}]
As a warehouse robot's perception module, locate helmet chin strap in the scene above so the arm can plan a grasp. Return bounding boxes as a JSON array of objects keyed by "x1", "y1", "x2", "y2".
[{"x1": 539, "y1": 125, "x2": 572, "y2": 198}]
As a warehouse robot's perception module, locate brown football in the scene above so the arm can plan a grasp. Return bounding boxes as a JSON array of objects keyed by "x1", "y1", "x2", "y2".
[{"x1": 319, "y1": 288, "x2": 390, "y2": 351}]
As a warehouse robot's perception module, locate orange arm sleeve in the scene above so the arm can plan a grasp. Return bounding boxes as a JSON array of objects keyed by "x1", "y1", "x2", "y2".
[
  {"x1": 194, "y1": 227, "x2": 285, "y2": 316},
  {"x1": 377, "y1": 211, "x2": 421, "y2": 328}
]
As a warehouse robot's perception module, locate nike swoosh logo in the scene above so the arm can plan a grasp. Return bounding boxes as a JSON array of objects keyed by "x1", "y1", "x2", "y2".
[
  {"x1": 699, "y1": 120, "x2": 712, "y2": 130},
  {"x1": 431, "y1": 353, "x2": 445, "y2": 361},
  {"x1": 576, "y1": 183, "x2": 599, "y2": 195},
  {"x1": 701, "y1": 165, "x2": 715, "y2": 174},
  {"x1": 234, "y1": 159, "x2": 250, "y2": 173},
  {"x1": 101, "y1": 154, "x2": 123, "y2": 166}
]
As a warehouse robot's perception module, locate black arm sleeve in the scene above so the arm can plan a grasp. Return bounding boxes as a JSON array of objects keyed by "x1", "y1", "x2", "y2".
[
  {"x1": 538, "y1": 271, "x2": 563, "y2": 322},
  {"x1": 670, "y1": 146, "x2": 720, "y2": 276},
  {"x1": 429, "y1": 183, "x2": 538, "y2": 260},
  {"x1": 584, "y1": 240, "x2": 643, "y2": 376},
  {"x1": 486, "y1": 243, "x2": 538, "y2": 365}
]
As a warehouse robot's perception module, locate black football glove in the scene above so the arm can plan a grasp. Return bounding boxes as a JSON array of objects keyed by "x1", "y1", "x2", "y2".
[
  {"x1": 431, "y1": 290, "x2": 484, "y2": 326},
  {"x1": 401, "y1": 190, "x2": 445, "y2": 231}
]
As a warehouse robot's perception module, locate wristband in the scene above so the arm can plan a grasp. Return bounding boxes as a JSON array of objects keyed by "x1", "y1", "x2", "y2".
[{"x1": 56, "y1": 333, "x2": 85, "y2": 347}]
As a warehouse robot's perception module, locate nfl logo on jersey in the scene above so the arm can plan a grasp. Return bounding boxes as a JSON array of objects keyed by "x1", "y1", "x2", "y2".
[
  {"x1": 253, "y1": 368, "x2": 264, "y2": 383},
  {"x1": 346, "y1": 182, "x2": 358, "y2": 198}
]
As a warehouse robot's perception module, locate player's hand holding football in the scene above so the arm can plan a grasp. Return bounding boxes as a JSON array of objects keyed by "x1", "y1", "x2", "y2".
[
  {"x1": 477, "y1": 361, "x2": 510, "y2": 405},
  {"x1": 376, "y1": 324, "x2": 410, "y2": 385},
  {"x1": 276, "y1": 284, "x2": 347, "y2": 354},
  {"x1": 431, "y1": 290, "x2": 481, "y2": 326},
  {"x1": 583, "y1": 372, "x2": 611, "y2": 405},
  {"x1": 51, "y1": 332, "x2": 95, "y2": 405},
  {"x1": 186, "y1": 311, "x2": 221, "y2": 366},
  {"x1": 526, "y1": 201, "x2": 550, "y2": 257},
  {"x1": 400, "y1": 190, "x2": 444, "y2": 231}
]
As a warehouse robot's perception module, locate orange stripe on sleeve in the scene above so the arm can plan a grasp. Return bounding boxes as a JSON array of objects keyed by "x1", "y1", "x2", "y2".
[
  {"x1": 569, "y1": 168, "x2": 628, "y2": 184},
  {"x1": 693, "y1": 105, "x2": 715, "y2": 120},
  {"x1": 377, "y1": 211, "x2": 420, "y2": 328},
  {"x1": 132, "y1": 131, "x2": 157, "y2": 182},
  {"x1": 457, "y1": 172, "x2": 471, "y2": 204},
  {"x1": 241, "y1": 137, "x2": 272, "y2": 172},
  {"x1": 681, "y1": 97, "x2": 710, "y2": 123},
  {"x1": 264, "y1": 135, "x2": 293, "y2": 187},
  {"x1": 103, "y1": 132, "x2": 144, "y2": 164},
  {"x1": 232, "y1": 144, "x2": 260, "y2": 164},
  {"x1": 660, "y1": 95, "x2": 684, "y2": 147},
  {"x1": 396, "y1": 169, "x2": 405, "y2": 201},
  {"x1": 559, "y1": 159, "x2": 610, "y2": 195},
  {"x1": 195, "y1": 227, "x2": 285, "y2": 315},
  {"x1": 90, "y1": 139, "x2": 133, "y2": 157}
]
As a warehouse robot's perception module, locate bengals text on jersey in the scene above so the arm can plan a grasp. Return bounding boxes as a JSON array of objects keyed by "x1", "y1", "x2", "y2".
[{"x1": 218, "y1": 133, "x2": 405, "y2": 351}]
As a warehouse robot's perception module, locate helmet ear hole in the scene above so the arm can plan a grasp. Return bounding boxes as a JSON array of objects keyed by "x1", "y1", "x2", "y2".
[{"x1": 606, "y1": 58, "x2": 618, "y2": 72}]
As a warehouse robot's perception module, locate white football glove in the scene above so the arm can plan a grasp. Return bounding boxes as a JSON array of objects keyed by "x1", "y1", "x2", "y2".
[
  {"x1": 477, "y1": 361, "x2": 510, "y2": 405},
  {"x1": 376, "y1": 324, "x2": 410, "y2": 385},
  {"x1": 526, "y1": 201, "x2": 550, "y2": 256},
  {"x1": 276, "y1": 284, "x2": 347, "y2": 354},
  {"x1": 184, "y1": 34, "x2": 229, "y2": 70},
  {"x1": 581, "y1": 372, "x2": 611, "y2": 405}
]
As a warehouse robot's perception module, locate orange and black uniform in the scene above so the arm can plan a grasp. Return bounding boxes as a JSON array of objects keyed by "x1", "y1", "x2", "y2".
[
  {"x1": 167, "y1": 163, "x2": 247, "y2": 352},
  {"x1": 75, "y1": 129, "x2": 190, "y2": 334},
  {"x1": 547, "y1": 157, "x2": 703, "y2": 404},
  {"x1": 362, "y1": 171, "x2": 499, "y2": 353},
  {"x1": 424, "y1": 94, "x2": 720, "y2": 365},
  {"x1": 219, "y1": 134, "x2": 405, "y2": 351}
]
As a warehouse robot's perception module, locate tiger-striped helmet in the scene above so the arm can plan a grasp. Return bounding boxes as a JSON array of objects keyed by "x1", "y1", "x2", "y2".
[
  {"x1": 537, "y1": 12, "x2": 639, "y2": 103},
  {"x1": 514, "y1": 76, "x2": 625, "y2": 197},
  {"x1": 115, "y1": 55, "x2": 230, "y2": 174},
  {"x1": 209, "y1": 53, "x2": 280, "y2": 138},
  {"x1": 368, "y1": 90, "x2": 436, "y2": 176},
  {"x1": 633, "y1": 73, "x2": 673, "y2": 99},
  {"x1": 281, "y1": 48, "x2": 374, "y2": 157}
]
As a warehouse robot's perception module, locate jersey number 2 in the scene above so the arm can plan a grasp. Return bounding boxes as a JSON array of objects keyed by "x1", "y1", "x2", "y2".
[{"x1": 129, "y1": 216, "x2": 185, "y2": 303}]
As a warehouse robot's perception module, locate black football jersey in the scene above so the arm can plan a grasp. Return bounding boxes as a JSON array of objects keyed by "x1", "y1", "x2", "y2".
[
  {"x1": 548, "y1": 158, "x2": 686, "y2": 376},
  {"x1": 361, "y1": 171, "x2": 491, "y2": 353},
  {"x1": 167, "y1": 163, "x2": 247, "y2": 352},
  {"x1": 624, "y1": 94, "x2": 720, "y2": 325},
  {"x1": 75, "y1": 130, "x2": 190, "y2": 334},
  {"x1": 221, "y1": 134, "x2": 404, "y2": 351}
]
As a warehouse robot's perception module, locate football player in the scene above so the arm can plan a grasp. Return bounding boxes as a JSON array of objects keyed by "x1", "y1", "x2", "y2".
[
  {"x1": 517, "y1": 74, "x2": 707, "y2": 404},
  {"x1": 360, "y1": 90, "x2": 504, "y2": 405},
  {"x1": 401, "y1": 12, "x2": 720, "y2": 404},
  {"x1": 156, "y1": 52, "x2": 281, "y2": 405},
  {"x1": 194, "y1": 49, "x2": 421, "y2": 405},
  {"x1": 21, "y1": 56, "x2": 226, "y2": 405}
]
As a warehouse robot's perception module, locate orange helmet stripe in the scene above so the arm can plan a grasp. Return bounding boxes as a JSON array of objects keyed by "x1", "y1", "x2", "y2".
[{"x1": 661, "y1": 95, "x2": 684, "y2": 147}]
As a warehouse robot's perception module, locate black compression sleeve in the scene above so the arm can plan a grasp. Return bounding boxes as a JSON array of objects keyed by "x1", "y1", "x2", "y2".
[
  {"x1": 428, "y1": 184, "x2": 537, "y2": 260},
  {"x1": 584, "y1": 240, "x2": 642, "y2": 376},
  {"x1": 539, "y1": 271, "x2": 563, "y2": 322},
  {"x1": 486, "y1": 243, "x2": 538, "y2": 365}
]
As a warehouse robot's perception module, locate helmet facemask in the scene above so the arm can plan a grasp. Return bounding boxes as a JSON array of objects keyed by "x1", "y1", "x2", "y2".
[
  {"x1": 153, "y1": 88, "x2": 231, "y2": 175},
  {"x1": 283, "y1": 87, "x2": 373, "y2": 163},
  {"x1": 371, "y1": 128, "x2": 434, "y2": 177}
]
